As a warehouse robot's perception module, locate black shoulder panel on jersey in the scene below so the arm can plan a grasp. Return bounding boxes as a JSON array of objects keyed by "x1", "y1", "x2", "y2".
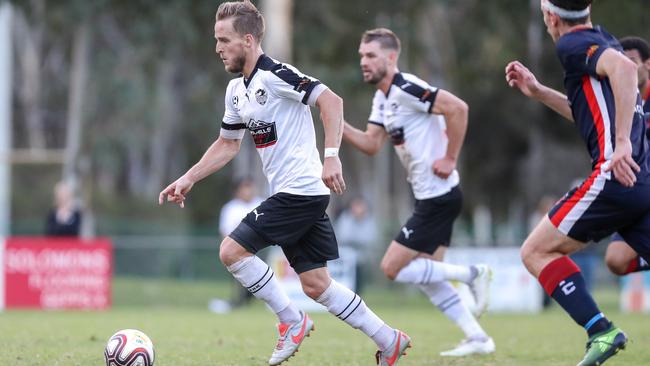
[
  {"x1": 393, "y1": 73, "x2": 439, "y2": 113},
  {"x1": 221, "y1": 121, "x2": 246, "y2": 130},
  {"x1": 259, "y1": 55, "x2": 322, "y2": 104}
]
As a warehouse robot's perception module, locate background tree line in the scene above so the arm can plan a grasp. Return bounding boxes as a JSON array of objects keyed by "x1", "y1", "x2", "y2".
[{"x1": 8, "y1": 0, "x2": 650, "y2": 244}]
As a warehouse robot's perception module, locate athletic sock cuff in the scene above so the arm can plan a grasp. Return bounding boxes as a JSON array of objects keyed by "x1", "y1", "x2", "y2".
[
  {"x1": 538, "y1": 256, "x2": 581, "y2": 295},
  {"x1": 624, "y1": 257, "x2": 640, "y2": 274},
  {"x1": 226, "y1": 255, "x2": 255, "y2": 273}
]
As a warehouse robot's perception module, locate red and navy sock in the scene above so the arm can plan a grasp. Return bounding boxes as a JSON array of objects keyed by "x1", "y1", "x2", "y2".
[
  {"x1": 623, "y1": 255, "x2": 650, "y2": 274},
  {"x1": 539, "y1": 256, "x2": 611, "y2": 337}
]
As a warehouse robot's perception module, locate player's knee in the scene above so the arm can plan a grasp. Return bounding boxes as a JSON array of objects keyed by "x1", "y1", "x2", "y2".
[
  {"x1": 520, "y1": 240, "x2": 538, "y2": 272},
  {"x1": 219, "y1": 237, "x2": 246, "y2": 267},
  {"x1": 380, "y1": 260, "x2": 399, "y2": 280},
  {"x1": 301, "y1": 278, "x2": 327, "y2": 300},
  {"x1": 605, "y1": 251, "x2": 627, "y2": 276}
]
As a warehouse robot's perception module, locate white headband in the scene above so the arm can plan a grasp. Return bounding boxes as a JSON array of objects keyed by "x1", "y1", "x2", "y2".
[{"x1": 542, "y1": 1, "x2": 591, "y2": 19}]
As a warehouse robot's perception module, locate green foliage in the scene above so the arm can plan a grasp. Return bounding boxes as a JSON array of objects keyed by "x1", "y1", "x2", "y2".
[{"x1": 9, "y1": 0, "x2": 650, "y2": 234}]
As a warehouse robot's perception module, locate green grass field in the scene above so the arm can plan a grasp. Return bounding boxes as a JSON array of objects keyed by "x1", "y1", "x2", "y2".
[{"x1": 1, "y1": 278, "x2": 649, "y2": 365}]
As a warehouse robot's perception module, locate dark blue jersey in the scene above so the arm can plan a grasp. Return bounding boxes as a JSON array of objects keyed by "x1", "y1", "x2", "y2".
[
  {"x1": 643, "y1": 85, "x2": 650, "y2": 137},
  {"x1": 556, "y1": 26, "x2": 648, "y2": 178}
]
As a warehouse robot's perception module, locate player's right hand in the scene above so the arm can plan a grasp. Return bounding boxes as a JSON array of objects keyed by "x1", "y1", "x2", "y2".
[
  {"x1": 158, "y1": 176, "x2": 194, "y2": 208},
  {"x1": 605, "y1": 138, "x2": 641, "y2": 188},
  {"x1": 505, "y1": 61, "x2": 540, "y2": 98},
  {"x1": 322, "y1": 156, "x2": 346, "y2": 195}
]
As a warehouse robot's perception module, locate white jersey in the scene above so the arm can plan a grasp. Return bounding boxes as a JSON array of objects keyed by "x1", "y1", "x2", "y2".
[
  {"x1": 368, "y1": 72, "x2": 460, "y2": 200},
  {"x1": 220, "y1": 55, "x2": 330, "y2": 196}
]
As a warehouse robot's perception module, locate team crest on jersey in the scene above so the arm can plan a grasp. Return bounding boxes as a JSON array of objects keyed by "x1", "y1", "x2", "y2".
[
  {"x1": 247, "y1": 118, "x2": 277, "y2": 148},
  {"x1": 585, "y1": 45, "x2": 599, "y2": 64},
  {"x1": 255, "y1": 88, "x2": 268, "y2": 105},
  {"x1": 232, "y1": 95, "x2": 240, "y2": 111},
  {"x1": 391, "y1": 102, "x2": 399, "y2": 111}
]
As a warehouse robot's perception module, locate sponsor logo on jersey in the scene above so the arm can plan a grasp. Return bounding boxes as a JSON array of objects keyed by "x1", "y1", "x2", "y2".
[
  {"x1": 255, "y1": 88, "x2": 268, "y2": 105},
  {"x1": 247, "y1": 118, "x2": 277, "y2": 148},
  {"x1": 388, "y1": 126, "x2": 405, "y2": 146}
]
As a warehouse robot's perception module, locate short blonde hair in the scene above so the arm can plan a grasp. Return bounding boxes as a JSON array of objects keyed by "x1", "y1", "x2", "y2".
[
  {"x1": 216, "y1": 1, "x2": 265, "y2": 41},
  {"x1": 361, "y1": 28, "x2": 401, "y2": 53}
]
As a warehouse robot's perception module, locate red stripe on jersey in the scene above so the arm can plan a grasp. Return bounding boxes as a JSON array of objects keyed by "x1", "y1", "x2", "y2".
[
  {"x1": 550, "y1": 77, "x2": 607, "y2": 228},
  {"x1": 582, "y1": 75, "x2": 607, "y2": 168},
  {"x1": 256, "y1": 141, "x2": 277, "y2": 148}
]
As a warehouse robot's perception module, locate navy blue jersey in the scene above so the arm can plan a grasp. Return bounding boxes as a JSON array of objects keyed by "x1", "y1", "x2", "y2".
[
  {"x1": 556, "y1": 26, "x2": 649, "y2": 179},
  {"x1": 643, "y1": 86, "x2": 650, "y2": 137}
]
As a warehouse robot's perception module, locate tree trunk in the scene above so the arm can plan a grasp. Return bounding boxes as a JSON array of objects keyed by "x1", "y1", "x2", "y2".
[
  {"x1": 64, "y1": 20, "x2": 92, "y2": 236},
  {"x1": 522, "y1": 0, "x2": 545, "y2": 209},
  {"x1": 261, "y1": 0, "x2": 293, "y2": 62},
  {"x1": 0, "y1": 2, "x2": 13, "y2": 236},
  {"x1": 13, "y1": 2, "x2": 46, "y2": 150},
  {"x1": 63, "y1": 21, "x2": 90, "y2": 183},
  {"x1": 147, "y1": 58, "x2": 181, "y2": 196}
]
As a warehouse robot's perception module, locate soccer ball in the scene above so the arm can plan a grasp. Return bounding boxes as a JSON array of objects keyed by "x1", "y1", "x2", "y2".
[{"x1": 104, "y1": 329, "x2": 155, "y2": 366}]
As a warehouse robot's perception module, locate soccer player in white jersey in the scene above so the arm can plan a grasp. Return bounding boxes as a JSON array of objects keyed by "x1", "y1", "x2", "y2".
[
  {"x1": 342, "y1": 28, "x2": 495, "y2": 357},
  {"x1": 158, "y1": 2, "x2": 410, "y2": 366}
]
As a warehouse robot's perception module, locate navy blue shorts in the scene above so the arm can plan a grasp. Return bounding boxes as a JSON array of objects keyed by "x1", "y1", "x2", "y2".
[
  {"x1": 229, "y1": 192, "x2": 339, "y2": 274},
  {"x1": 395, "y1": 186, "x2": 462, "y2": 254},
  {"x1": 548, "y1": 171, "x2": 650, "y2": 262}
]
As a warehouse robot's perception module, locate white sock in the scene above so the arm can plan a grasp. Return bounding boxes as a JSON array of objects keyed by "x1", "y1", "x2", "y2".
[
  {"x1": 315, "y1": 280, "x2": 394, "y2": 350},
  {"x1": 227, "y1": 256, "x2": 301, "y2": 324},
  {"x1": 419, "y1": 281, "x2": 487, "y2": 339},
  {"x1": 395, "y1": 258, "x2": 477, "y2": 284}
]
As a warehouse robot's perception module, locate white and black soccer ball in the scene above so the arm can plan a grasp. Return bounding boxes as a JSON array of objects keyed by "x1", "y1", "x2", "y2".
[{"x1": 104, "y1": 329, "x2": 155, "y2": 366}]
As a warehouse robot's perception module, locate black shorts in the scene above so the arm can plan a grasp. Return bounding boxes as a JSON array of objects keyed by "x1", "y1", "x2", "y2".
[
  {"x1": 395, "y1": 186, "x2": 462, "y2": 254},
  {"x1": 229, "y1": 192, "x2": 339, "y2": 274}
]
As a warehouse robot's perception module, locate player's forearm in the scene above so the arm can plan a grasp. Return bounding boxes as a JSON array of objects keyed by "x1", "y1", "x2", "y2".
[
  {"x1": 610, "y1": 64, "x2": 639, "y2": 143},
  {"x1": 443, "y1": 101, "x2": 468, "y2": 161},
  {"x1": 343, "y1": 122, "x2": 379, "y2": 155},
  {"x1": 533, "y1": 84, "x2": 574, "y2": 122},
  {"x1": 319, "y1": 94, "x2": 344, "y2": 149},
  {"x1": 185, "y1": 137, "x2": 241, "y2": 183}
]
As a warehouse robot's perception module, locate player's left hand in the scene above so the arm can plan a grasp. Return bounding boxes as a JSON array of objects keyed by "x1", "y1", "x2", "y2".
[
  {"x1": 432, "y1": 156, "x2": 456, "y2": 179},
  {"x1": 605, "y1": 138, "x2": 640, "y2": 187},
  {"x1": 322, "y1": 156, "x2": 346, "y2": 195}
]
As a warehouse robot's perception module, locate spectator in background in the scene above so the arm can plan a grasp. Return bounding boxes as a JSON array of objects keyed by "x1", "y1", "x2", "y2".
[
  {"x1": 334, "y1": 196, "x2": 378, "y2": 294},
  {"x1": 218, "y1": 177, "x2": 264, "y2": 309},
  {"x1": 45, "y1": 181, "x2": 81, "y2": 237},
  {"x1": 219, "y1": 177, "x2": 264, "y2": 242}
]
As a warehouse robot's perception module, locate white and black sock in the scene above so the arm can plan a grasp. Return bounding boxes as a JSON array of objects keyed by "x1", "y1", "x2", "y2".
[
  {"x1": 315, "y1": 280, "x2": 395, "y2": 351},
  {"x1": 227, "y1": 255, "x2": 301, "y2": 324},
  {"x1": 419, "y1": 281, "x2": 487, "y2": 339},
  {"x1": 395, "y1": 257, "x2": 477, "y2": 284}
]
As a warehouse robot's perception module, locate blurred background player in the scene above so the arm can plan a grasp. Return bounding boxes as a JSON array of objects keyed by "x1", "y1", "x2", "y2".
[
  {"x1": 506, "y1": 0, "x2": 650, "y2": 364},
  {"x1": 210, "y1": 177, "x2": 264, "y2": 312},
  {"x1": 45, "y1": 181, "x2": 82, "y2": 237},
  {"x1": 159, "y1": 2, "x2": 410, "y2": 365},
  {"x1": 605, "y1": 36, "x2": 650, "y2": 276},
  {"x1": 343, "y1": 28, "x2": 495, "y2": 357},
  {"x1": 334, "y1": 196, "x2": 378, "y2": 295}
]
